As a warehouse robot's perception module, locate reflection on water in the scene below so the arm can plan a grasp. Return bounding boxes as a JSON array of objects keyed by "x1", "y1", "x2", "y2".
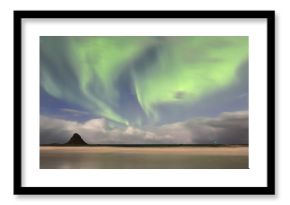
[{"x1": 40, "y1": 146, "x2": 248, "y2": 169}]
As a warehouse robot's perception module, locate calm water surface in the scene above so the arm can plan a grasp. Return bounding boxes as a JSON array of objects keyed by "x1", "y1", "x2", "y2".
[{"x1": 40, "y1": 146, "x2": 248, "y2": 169}]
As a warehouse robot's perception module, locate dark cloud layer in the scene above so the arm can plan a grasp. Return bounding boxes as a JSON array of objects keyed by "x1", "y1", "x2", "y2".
[{"x1": 40, "y1": 111, "x2": 248, "y2": 145}]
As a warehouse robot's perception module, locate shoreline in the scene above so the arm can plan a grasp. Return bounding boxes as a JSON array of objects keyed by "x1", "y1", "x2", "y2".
[
  {"x1": 40, "y1": 144, "x2": 248, "y2": 147},
  {"x1": 40, "y1": 146, "x2": 248, "y2": 156}
]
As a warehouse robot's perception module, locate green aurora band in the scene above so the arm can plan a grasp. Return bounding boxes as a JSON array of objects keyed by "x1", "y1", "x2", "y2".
[{"x1": 40, "y1": 36, "x2": 248, "y2": 125}]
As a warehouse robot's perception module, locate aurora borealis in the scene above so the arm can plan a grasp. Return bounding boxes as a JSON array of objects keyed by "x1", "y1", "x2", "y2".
[{"x1": 40, "y1": 36, "x2": 249, "y2": 144}]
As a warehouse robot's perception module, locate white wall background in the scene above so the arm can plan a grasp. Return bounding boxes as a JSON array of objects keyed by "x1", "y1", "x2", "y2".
[{"x1": 0, "y1": 0, "x2": 285, "y2": 204}]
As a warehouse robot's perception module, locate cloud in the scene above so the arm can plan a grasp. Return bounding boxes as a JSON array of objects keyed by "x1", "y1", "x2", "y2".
[
  {"x1": 184, "y1": 111, "x2": 248, "y2": 144},
  {"x1": 40, "y1": 111, "x2": 248, "y2": 144},
  {"x1": 40, "y1": 116, "x2": 79, "y2": 144}
]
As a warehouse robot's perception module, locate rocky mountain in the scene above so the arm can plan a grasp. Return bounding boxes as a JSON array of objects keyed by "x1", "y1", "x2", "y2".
[{"x1": 65, "y1": 133, "x2": 88, "y2": 146}]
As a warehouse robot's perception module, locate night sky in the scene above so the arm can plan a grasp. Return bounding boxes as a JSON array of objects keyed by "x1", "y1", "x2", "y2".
[{"x1": 40, "y1": 36, "x2": 248, "y2": 144}]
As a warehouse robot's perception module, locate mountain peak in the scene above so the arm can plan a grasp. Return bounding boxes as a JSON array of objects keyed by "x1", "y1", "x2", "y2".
[{"x1": 65, "y1": 133, "x2": 88, "y2": 146}]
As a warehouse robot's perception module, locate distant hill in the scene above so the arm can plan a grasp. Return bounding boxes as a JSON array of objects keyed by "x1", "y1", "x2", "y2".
[{"x1": 64, "y1": 133, "x2": 88, "y2": 146}]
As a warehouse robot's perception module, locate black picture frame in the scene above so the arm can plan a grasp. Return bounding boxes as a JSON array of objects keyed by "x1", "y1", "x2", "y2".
[{"x1": 14, "y1": 10, "x2": 275, "y2": 195}]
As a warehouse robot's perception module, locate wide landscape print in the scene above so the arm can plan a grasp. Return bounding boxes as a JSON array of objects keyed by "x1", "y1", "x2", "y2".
[{"x1": 40, "y1": 36, "x2": 249, "y2": 169}]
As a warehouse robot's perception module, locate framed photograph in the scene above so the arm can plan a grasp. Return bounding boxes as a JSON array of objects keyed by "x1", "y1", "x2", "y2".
[{"x1": 14, "y1": 10, "x2": 275, "y2": 195}]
